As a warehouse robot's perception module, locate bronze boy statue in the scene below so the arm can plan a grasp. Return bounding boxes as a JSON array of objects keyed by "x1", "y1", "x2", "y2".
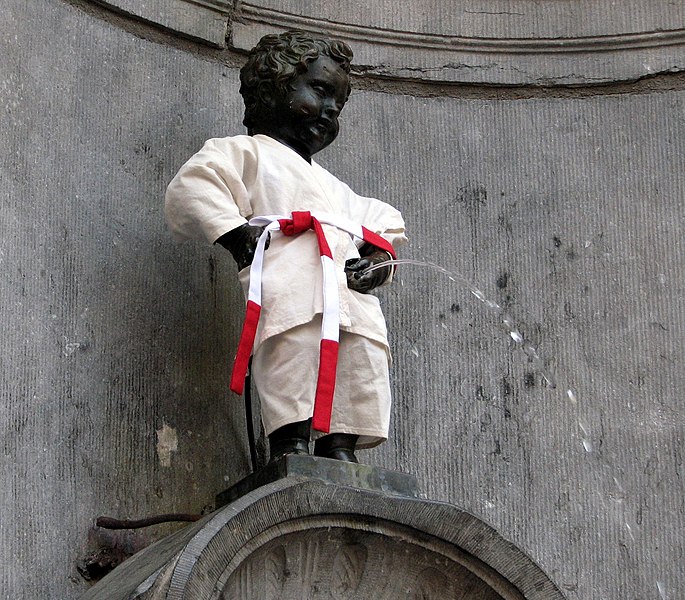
[{"x1": 165, "y1": 31, "x2": 406, "y2": 463}]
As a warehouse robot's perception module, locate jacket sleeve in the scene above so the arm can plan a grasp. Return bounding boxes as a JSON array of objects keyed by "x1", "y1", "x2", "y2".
[
  {"x1": 165, "y1": 137, "x2": 258, "y2": 244},
  {"x1": 340, "y1": 183, "x2": 407, "y2": 286},
  {"x1": 343, "y1": 185, "x2": 407, "y2": 251}
]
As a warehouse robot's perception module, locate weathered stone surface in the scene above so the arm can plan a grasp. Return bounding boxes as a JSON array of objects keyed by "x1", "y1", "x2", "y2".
[
  {"x1": 237, "y1": 0, "x2": 685, "y2": 39},
  {"x1": 83, "y1": 473, "x2": 563, "y2": 599},
  {"x1": 2, "y1": 1, "x2": 684, "y2": 599},
  {"x1": 92, "y1": 0, "x2": 231, "y2": 46},
  {"x1": 2, "y1": 2, "x2": 248, "y2": 597}
]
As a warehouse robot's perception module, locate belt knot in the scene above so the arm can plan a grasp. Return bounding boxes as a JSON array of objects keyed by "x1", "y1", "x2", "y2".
[{"x1": 279, "y1": 211, "x2": 313, "y2": 236}]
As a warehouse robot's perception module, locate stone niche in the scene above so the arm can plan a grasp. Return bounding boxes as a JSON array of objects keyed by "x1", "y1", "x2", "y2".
[
  {"x1": 82, "y1": 457, "x2": 565, "y2": 599},
  {"x1": 91, "y1": 0, "x2": 685, "y2": 84}
]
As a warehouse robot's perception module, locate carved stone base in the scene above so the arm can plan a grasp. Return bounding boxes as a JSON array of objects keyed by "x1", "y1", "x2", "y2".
[{"x1": 82, "y1": 457, "x2": 565, "y2": 599}]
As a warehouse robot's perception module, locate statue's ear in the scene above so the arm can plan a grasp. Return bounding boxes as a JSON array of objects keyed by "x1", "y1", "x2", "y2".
[{"x1": 257, "y1": 82, "x2": 277, "y2": 111}]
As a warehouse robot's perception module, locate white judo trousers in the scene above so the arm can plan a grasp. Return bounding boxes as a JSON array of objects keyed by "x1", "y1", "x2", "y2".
[{"x1": 253, "y1": 318, "x2": 392, "y2": 447}]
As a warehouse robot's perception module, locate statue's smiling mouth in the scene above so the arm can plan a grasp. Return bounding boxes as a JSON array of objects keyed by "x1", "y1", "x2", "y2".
[{"x1": 305, "y1": 121, "x2": 333, "y2": 142}]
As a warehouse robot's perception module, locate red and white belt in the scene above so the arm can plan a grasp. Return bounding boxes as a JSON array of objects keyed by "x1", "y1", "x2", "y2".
[{"x1": 230, "y1": 210, "x2": 396, "y2": 433}]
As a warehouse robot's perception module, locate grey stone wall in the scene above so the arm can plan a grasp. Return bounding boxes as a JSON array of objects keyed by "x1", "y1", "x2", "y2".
[{"x1": 2, "y1": 1, "x2": 684, "y2": 598}]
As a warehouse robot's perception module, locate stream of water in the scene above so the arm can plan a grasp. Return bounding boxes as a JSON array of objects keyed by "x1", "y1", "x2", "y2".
[{"x1": 363, "y1": 258, "x2": 558, "y2": 388}]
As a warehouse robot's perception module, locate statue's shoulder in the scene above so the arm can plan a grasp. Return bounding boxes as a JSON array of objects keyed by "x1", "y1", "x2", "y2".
[
  {"x1": 204, "y1": 134, "x2": 256, "y2": 150},
  {"x1": 197, "y1": 135, "x2": 263, "y2": 165}
]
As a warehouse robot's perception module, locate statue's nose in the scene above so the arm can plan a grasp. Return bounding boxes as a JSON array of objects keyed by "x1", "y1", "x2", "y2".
[{"x1": 322, "y1": 99, "x2": 341, "y2": 118}]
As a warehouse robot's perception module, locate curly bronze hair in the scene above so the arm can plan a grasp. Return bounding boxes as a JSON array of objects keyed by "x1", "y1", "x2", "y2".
[{"x1": 239, "y1": 31, "x2": 353, "y2": 131}]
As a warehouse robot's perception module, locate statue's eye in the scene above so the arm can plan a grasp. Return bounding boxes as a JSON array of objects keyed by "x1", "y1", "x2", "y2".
[{"x1": 311, "y1": 83, "x2": 327, "y2": 95}]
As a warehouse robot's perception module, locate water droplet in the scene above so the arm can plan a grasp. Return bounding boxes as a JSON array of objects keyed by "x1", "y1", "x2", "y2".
[
  {"x1": 567, "y1": 389, "x2": 578, "y2": 404},
  {"x1": 441, "y1": 322, "x2": 448, "y2": 330},
  {"x1": 502, "y1": 316, "x2": 516, "y2": 329},
  {"x1": 578, "y1": 420, "x2": 590, "y2": 436},
  {"x1": 541, "y1": 370, "x2": 557, "y2": 389},
  {"x1": 522, "y1": 342, "x2": 540, "y2": 360},
  {"x1": 509, "y1": 330, "x2": 523, "y2": 343},
  {"x1": 411, "y1": 346, "x2": 419, "y2": 357},
  {"x1": 63, "y1": 342, "x2": 82, "y2": 356},
  {"x1": 582, "y1": 439, "x2": 593, "y2": 453},
  {"x1": 657, "y1": 581, "x2": 667, "y2": 599}
]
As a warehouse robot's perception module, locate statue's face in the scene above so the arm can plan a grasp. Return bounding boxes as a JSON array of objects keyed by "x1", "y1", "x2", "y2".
[{"x1": 267, "y1": 55, "x2": 349, "y2": 161}]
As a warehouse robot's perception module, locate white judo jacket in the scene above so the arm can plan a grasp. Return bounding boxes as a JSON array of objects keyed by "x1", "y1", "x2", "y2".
[{"x1": 165, "y1": 134, "x2": 407, "y2": 352}]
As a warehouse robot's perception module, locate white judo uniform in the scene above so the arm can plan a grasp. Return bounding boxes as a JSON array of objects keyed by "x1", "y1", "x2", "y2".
[{"x1": 165, "y1": 134, "x2": 406, "y2": 447}]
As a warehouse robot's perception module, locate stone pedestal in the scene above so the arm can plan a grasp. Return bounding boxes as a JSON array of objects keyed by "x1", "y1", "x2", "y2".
[
  {"x1": 82, "y1": 457, "x2": 564, "y2": 599},
  {"x1": 215, "y1": 454, "x2": 420, "y2": 507}
]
